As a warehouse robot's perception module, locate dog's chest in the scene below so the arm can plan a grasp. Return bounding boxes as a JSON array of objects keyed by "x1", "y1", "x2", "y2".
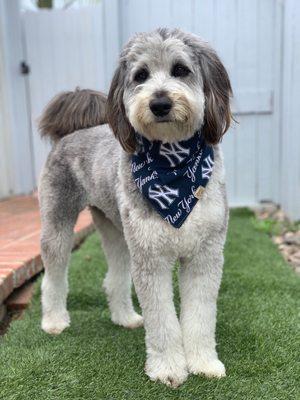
[
  {"x1": 119, "y1": 147, "x2": 227, "y2": 258},
  {"x1": 121, "y1": 179, "x2": 227, "y2": 259}
]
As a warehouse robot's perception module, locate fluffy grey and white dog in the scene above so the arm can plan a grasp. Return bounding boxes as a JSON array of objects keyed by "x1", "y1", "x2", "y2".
[{"x1": 39, "y1": 28, "x2": 232, "y2": 387}]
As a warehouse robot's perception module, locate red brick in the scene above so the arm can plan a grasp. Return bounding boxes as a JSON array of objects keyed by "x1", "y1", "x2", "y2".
[
  {"x1": 0, "y1": 255, "x2": 35, "y2": 263},
  {"x1": 2, "y1": 242, "x2": 40, "y2": 252},
  {"x1": 0, "y1": 195, "x2": 93, "y2": 305},
  {"x1": 0, "y1": 262, "x2": 23, "y2": 268}
]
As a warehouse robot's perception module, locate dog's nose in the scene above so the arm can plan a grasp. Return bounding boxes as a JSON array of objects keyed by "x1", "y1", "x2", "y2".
[{"x1": 149, "y1": 96, "x2": 172, "y2": 117}]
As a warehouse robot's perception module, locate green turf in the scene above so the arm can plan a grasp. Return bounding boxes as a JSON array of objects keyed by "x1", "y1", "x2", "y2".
[{"x1": 0, "y1": 209, "x2": 299, "y2": 400}]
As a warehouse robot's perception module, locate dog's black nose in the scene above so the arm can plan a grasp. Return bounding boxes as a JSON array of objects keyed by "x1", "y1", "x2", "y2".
[{"x1": 149, "y1": 96, "x2": 172, "y2": 117}]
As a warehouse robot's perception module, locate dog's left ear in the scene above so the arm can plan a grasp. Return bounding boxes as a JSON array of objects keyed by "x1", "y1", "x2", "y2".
[
  {"x1": 106, "y1": 63, "x2": 136, "y2": 153},
  {"x1": 187, "y1": 37, "x2": 232, "y2": 144}
]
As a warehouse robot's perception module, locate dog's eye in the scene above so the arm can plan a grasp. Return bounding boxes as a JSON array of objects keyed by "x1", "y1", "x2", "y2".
[
  {"x1": 134, "y1": 68, "x2": 149, "y2": 83},
  {"x1": 172, "y1": 63, "x2": 191, "y2": 78}
]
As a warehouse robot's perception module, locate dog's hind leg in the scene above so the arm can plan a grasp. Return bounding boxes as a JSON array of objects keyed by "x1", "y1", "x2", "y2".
[
  {"x1": 41, "y1": 222, "x2": 74, "y2": 334},
  {"x1": 40, "y1": 170, "x2": 86, "y2": 335},
  {"x1": 90, "y1": 207, "x2": 143, "y2": 329}
]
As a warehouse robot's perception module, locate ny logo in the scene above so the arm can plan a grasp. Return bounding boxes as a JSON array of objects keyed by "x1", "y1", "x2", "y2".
[
  {"x1": 148, "y1": 184, "x2": 179, "y2": 209},
  {"x1": 202, "y1": 155, "x2": 214, "y2": 179},
  {"x1": 160, "y1": 143, "x2": 190, "y2": 167}
]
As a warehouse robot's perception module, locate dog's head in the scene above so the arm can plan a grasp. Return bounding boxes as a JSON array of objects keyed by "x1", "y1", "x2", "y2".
[{"x1": 107, "y1": 28, "x2": 232, "y2": 152}]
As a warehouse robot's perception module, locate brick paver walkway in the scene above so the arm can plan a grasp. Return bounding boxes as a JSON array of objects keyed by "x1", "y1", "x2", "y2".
[{"x1": 0, "y1": 195, "x2": 93, "y2": 314}]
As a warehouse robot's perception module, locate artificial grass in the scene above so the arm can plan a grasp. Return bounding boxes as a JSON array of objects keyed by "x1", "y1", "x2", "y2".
[{"x1": 0, "y1": 209, "x2": 299, "y2": 400}]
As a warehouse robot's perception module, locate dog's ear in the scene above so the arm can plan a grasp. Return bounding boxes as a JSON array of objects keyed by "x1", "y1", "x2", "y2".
[
  {"x1": 106, "y1": 63, "x2": 136, "y2": 153},
  {"x1": 199, "y1": 47, "x2": 232, "y2": 144},
  {"x1": 186, "y1": 37, "x2": 232, "y2": 144}
]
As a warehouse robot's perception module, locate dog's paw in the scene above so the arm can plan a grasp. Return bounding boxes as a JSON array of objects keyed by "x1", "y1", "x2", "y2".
[
  {"x1": 145, "y1": 353, "x2": 188, "y2": 388},
  {"x1": 112, "y1": 311, "x2": 143, "y2": 329},
  {"x1": 188, "y1": 357, "x2": 226, "y2": 378},
  {"x1": 41, "y1": 311, "x2": 70, "y2": 335}
]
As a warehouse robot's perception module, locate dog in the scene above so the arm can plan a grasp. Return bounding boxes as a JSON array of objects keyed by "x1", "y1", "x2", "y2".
[{"x1": 38, "y1": 28, "x2": 232, "y2": 387}]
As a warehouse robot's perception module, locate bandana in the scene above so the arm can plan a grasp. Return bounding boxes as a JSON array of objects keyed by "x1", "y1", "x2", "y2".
[{"x1": 131, "y1": 131, "x2": 214, "y2": 228}]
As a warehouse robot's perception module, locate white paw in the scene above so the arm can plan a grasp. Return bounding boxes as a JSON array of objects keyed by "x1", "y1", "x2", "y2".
[
  {"x1": 188, "y1": 357, "x2": 226, "y2": 378},
  {"x1": 41, "y1": 311, "x2": 70, "y2": 335},
  {"x1": 145, "y1": 353, "x2": 188, "y2": 388},
  {"x1": 112, "y1": 311, "x2": 144, "y2": 329}
]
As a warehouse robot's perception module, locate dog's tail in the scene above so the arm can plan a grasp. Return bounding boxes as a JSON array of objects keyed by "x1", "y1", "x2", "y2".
[{"x1": 38, "y1": 88, "x2": 107, "y2": 142}]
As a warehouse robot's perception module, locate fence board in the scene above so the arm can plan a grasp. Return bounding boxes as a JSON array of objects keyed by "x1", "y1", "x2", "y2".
[
  {"x1": 170, "y1": 0, "x2": 194, "y2": 31},
  {"x1": 212, "y1": 0, "x2": 237, "y2": 204},
  {"x1": 22, "y1": 1, "x2": 286, "y2": 212},
  {"x1": 23, "y1": 5, "x2": 116, "y2": 182},
  {"x1": 281, "y1": 0, "x2": 300, "y2": 219},
  {"x1": 256, "y1": 0, "x2": 277, "y2": 201},
  {"x1": 0, "y1": 1, "x2": 34, "y2": 197}
]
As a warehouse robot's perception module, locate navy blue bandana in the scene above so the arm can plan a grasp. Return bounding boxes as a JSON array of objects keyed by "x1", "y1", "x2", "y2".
[{"x1": 131, "y1": 131, "x2": 214, "y2": 228}]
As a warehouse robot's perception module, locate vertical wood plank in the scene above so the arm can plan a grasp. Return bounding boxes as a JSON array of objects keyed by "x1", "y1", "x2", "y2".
[
  {"x1": 213, "y1": 0, "x2": 237, "y2": 205},
  {"x1": 194, "y1": 0, "x2": 215, "y2": 43},
  {"x1": 103, "y1": 0, "x2": 120, "y2": 89},
  {"x1": 0, "y1": 20, "x2": 13, "y2": 197},
  {"x1": 24, "y1": 5, "x2": 108, "y2": 181},
  {"x1": 0, "y1": 1, "x2": 34, "y2": 196},
  {"x1": 120, "y1": 0, "x2": 150, "y2": 45},
  {"x1": 234, "y1": 0, "x2": 258, "y2": 205},
  {"x1": 169, "y1": 0, "x2": 193, "y2": 31},
  {"x1": 281, "y1": 0, "x2": 300, "y2": 219},
  {"x1": 148, "y1": 0, "x2": 172, "y2": 30},
  {"x1": 20, "y1": 0, "x2": 287, "y2": 212},
  {"x1": 270, "y1": 0, "x2": 284, "y2": 204},
  {"x1": 256, "y1": 0, "x2": 277, "y2": 202}
]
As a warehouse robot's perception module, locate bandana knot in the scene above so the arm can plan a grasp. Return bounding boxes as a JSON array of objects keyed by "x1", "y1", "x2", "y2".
[{"x1": 131, "y1": 131, "x2": 214, "y2": 228}]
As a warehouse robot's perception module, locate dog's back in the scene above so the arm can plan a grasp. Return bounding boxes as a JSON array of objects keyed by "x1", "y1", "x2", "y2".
[{"x1": 38, "y1": 88, "x2": 122, "y2": 230}]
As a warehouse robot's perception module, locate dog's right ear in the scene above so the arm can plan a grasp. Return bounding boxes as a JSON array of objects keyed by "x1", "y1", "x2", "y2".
[
  {"x1": 183, "y1": 34, "x2": 232, "y2": 145},
  {"x1": 106, "y1": 64, "x2": 136, "y2": 153}
]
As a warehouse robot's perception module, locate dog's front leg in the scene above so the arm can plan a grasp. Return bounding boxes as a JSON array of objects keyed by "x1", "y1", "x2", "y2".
[
  {"x1": 131, "y1": 256, "x2": 188, "y2": 387},
  {"x1": 179, "y1": 242, "x2": 226, "y2": 378}
]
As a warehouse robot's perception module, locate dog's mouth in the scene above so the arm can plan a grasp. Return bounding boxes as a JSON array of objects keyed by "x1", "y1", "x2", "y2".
[{"x1": 154, "y1": 116, "x2": 173, "y2": 123}]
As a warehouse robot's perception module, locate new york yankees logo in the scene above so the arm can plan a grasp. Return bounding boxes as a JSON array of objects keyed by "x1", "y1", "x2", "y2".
[
  {"x1": 148, "y1": 184, "x2": 179, "y2": 209},
  {"x1": 159, "y1": 143, "x2": 190, "y2": 167},
  {"x1": 202, "y1": 155, "x2": 214, "y2": 179}
]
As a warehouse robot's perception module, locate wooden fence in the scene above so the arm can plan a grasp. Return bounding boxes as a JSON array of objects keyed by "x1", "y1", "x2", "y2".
[{"x1": 1, "y1": 0, "x2": 299, "y2": 219}]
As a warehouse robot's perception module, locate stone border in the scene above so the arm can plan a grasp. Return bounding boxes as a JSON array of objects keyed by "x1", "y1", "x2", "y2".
[{"x1": 252, "y1": 203, "x2": 300, "y2": 274}]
